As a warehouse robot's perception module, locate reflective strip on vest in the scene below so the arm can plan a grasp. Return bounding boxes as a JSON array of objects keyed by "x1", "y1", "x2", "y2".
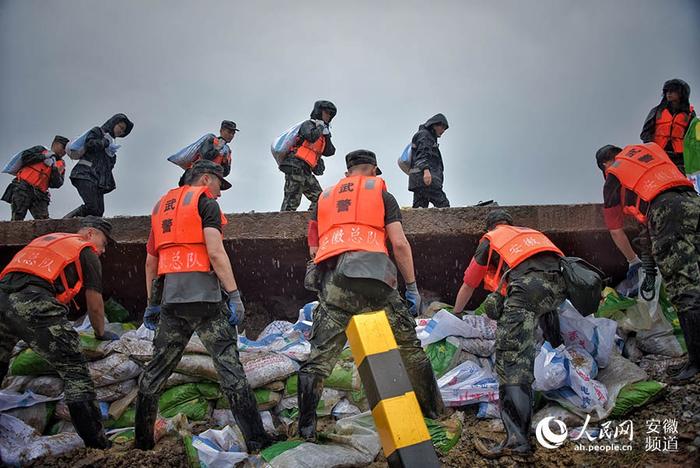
[
  {"x1": 606, "y1": 142, "x2": 694, "y2": 224},
  {"x1": 0, "y1": 233, "x2": 96, "y2": 304},
  {"x1": 481, "y1": 225, "x2": 563, "y2": 293},
  {"x1": 293, "y1": 136, "x2": 325, "y2": 169},
  {"x1": 151, "y1": 185, "x2": 227, "y2": 275},
  {"x1": 654, "y1": 108, "x2": 692, "y2": 154},
  {"x1": 315, "y1": 175, "x2": 388, "y2": 264}
]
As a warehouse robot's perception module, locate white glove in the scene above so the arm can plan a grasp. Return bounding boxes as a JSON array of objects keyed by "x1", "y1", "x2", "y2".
[{"x1": 43, "y1": 157, "x2": 56, "y2": 167}]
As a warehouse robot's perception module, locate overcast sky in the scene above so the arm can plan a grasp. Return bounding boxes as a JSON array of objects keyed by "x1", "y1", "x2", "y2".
[{"x1": 1, "y1": 0, "x2": 699, "y2": 219}]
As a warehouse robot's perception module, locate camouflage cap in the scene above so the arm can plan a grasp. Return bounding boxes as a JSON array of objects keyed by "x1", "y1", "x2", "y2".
[
  {"x1": 220, "y1": 120, "x2": 239, "y2": 132},
  {"x1": 345, "y1": 149, "x2": 382, "y2": 175},
  {"x1": 189, "y1": 159, "x2": 232, "y2": 190},
  {"x1": 81, "y1": 216, "x2": 116, "y2": 245}
]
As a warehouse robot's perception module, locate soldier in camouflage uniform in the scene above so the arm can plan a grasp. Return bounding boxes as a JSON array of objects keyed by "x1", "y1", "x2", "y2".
[
  {"x1": 136, "y1": 160, "x2": 272, "y2": 452},
  {"x1": 453, "y1": 209, "x2": 567, "y2": 458},
  {"x1": 597, "y1": 143, "x2": 700, "y2": 383},
  {"x1": 298, "y1": 150, "x2": 445, "y2": 442},
  {"x1": 279, "y1": 100, "x2": 337, "y2": 212},
  {"x1": 0, "y1": 216, "x2": 119, "y2": 449}
]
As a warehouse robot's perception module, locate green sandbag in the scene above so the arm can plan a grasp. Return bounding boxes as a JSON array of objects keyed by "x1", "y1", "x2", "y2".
[
  {"x1": 425, "y1": 417, "x2": 462, "y2": 455},
  {"x1": 609, "y1": 380, "x2": 665, "y2": 418},
  {"x1": 10, "y1": 349, "x2": 55, "y2": 376},
  {"x1": 104, "y1": 297, "x2": 131, "y2": 323},
  {"x1": 182, "y1": 434, "x2": 200, "y2": 468},
  {"x1": 596, "y1": 288, "x2": 637, "y2": 317},
  {"x1": 106, "y1": 407, "x2": 136, "y2": 429},
  {"x1": 684, "y1": 117, "x2": 700, "y2": 175},
  {"x1": 159, "y1": 383, "x2": 220, "y2": 420},
  {"x1": 425, "y1": 338, "x2": 460, "y2": 378},
  {"x1": 215, "y1": 388, "x2": 279, "y2": 410},
  {"x1": 261, "y1": 440, "x2": 305, "y2": 462}
]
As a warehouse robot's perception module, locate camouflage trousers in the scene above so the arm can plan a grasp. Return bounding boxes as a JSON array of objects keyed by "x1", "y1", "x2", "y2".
[
  {"x1": 411, "y1": 186, "x2": 450, "y2": 208},
  {"x1": 0, "y1": 289, "x2": 95, "y2": 402},
  {"x1": 138, "y1": 301, "x2": 250, "y2": 398},
  {"x1": 496, "y1": 270, "x2": 567, "y2": 386},
  {"x1": 299, "y1": 268, "x2": 444, "y2": 414},
  {"x1": 7, "y1": 180, "x2": 50, "y2": 221},
  {"x1": 648, "y1": 191, "x2": 700, "y2": 318},
  {"x1": 280, "y1": 167, "x2": 322, "y2": 212}
]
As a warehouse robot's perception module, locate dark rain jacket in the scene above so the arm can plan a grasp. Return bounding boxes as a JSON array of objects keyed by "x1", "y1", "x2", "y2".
[
  {"x1": 640, "y1": 79, "x2": 695, "y2": 150},
  {"x1": 279, "y1": 100, "x2": 336, "y2": 175},
  {"x1": 70, "y1": 113, "x2": 133, "y2": 193},
  {"x1": 408, "y1": 113, "x2": 449, "y2": 191}
]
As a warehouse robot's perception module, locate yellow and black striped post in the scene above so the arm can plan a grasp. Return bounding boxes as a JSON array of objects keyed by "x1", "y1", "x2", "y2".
[{"x1": 346, "y1": 310, "x2": 440, "y2": 468}]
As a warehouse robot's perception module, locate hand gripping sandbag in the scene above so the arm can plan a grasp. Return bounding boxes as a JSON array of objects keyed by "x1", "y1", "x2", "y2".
[
  {"x1": 397, "y1": 143, "x2": 412, "y2": 175},
  {"x1": 167, "y1": 133, "x2": 213, "y2": 168},
  {"x1": 66, "y1": 129, "x2": 91, "y2": 160},
  {"x1": 271, "y1": 121, "x2": 303, "y2": 165},
  {"x1": 560, "y1": 256, "x2": 604, "y2": 316}
]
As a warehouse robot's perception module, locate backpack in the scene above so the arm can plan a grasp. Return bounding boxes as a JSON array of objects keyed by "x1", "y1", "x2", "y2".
[
  {"x1": 66, "y1": 129, "x2": 94, "y2": 160},
  {"x1": 560, "y1": 257, "x2": 604, "y2": 316},
  {"x1": 397, "y1": 143, "x2": 412, "y2": 175},
  {"x1": 271, "y1": 121, "x2": 304, "y2": 165}
]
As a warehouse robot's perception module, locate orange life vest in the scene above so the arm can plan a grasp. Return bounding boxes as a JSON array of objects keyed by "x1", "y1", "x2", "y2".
[
  {"x1": 654, "y1": 106, "x2": 693, "y2": 153},
  {"x1": 186, "y1": 138, "x2": 232, "y2": 169},
  {"x1": 292, "y1": 135, "x2": 325, "y2": 169},
  {"x1": 605, "y1": 143, "x2": 694, "y2": 224},
  {"x1": 16, "y1": 156, "x2": 64, "y2": 193},
  {"x1": 151, "y1": 185, "x2": 228, "y2": 275},
  {"x1": 315, "y1": 175, "x2": 388, "y2": 264},
  {"x1": 0, "y1": 233, "x2": 97, "y2": 304},
  {"x1": 481, "y1": 225, "x2": 563, "y2": 294}
]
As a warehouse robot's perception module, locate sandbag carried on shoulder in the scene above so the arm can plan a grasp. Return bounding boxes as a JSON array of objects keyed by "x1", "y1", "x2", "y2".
[
  {"x1": 397, "y1": 143, "x2": 412, "y2": 175},
  {"x1": 271, "y1": 121, "x2": 303, "y2": 165}
]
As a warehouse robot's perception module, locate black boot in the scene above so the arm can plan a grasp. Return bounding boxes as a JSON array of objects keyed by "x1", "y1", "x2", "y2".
[
  {"x1": 407, "y1": 361, "x2": 446, "y2": 420},
  {"x1": 540, "y1": 311, "x2": 563, "y2": 347},
  {"x1": 67, "y1": 400, "x2": 111, "y2": 449},
  {"x1": 670, "y1": 313, "x2": 699, "y2": 384},
  {"x1": 134, "y1": 393, "x2": 159, "y2": 450},
  {"x1": 474, "y1": 384, "x2": 533, "y2": 458},
  {"x1": 297, "y1": 372, "x2": 323, "y2": 442},
  {"x1": 0, "y1": 361, "x2": 9, "y2": 384},
  {"x1": 63, "y1": 206, "x2": 85, "y2": 219},
  {"x1": 228, "y1": 387, "x2": 273, "y2": 452}
]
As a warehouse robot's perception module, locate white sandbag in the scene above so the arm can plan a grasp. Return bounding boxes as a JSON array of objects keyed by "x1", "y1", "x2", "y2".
[
  {"x1": 269, "y1": 412, "x2": 381, "y2": 468},
  {"x1": 397, "y1": 143, "x2": 412, "y2": 175},
  {"x1": 165, "y1": 372, "x2": 201, "y2": 389},
  {"x1": 558, "y1": 300, "x2": 617, "y2": 368},
  {"x1": 532, "y1": 403, "x2": 584, "y2": 431},
  {"x1": 65, "y1": 129, "x2": 90, "y2": 160},
  {"x1": 2, "y1": 150, "x2": 24, "y2": 175},
  {"x1": 534, "y1": 342, "x2": 568, "y2": 391},
  {"x1": 192, "y1": 425, "x2": 248, "y2": 467},
  {"x1": 259, "y1": 321, "x2": 295, "y2": 339},
  {"x1": 241, "y1": 352, "x2": 300, "y2": 389},
  {"x1": 167, "y1": 133, "x2": 215, "y2": 169},
  {"x1": 0, "y1": 414, "x2": 83, "y2": 467},
  {"x1": 176, "y1": 354, "x2": 219, "y2": 381},
  {"x1": 459, "y1": 337, "x2": 495, "y2": 357},
  {"x1": 4, "y1": 403, "x2": 53, "y2": 434},
  {"x1": 0, "y1": 390, "x2": 62, "y2": 412},
  {"x1": 106, "y1": 336, "x2": 153, "y2": 359},
  {"x1": 331, "y1": 398, "x2": 361, "y2": 420},
  {"x1": 437, "y1": 360, "x2": 499, "y2": 407},
  {"x1": 276, "y1": 388, "x2": 345, "y2": 416},
  {"x1": 417, "y1": 310, "x2": 497, "y2": 346},
  {"x1": 88, "y1": 353, "x2": 142, "y2": 387},
  {"x1": 270, "y1": 122, "x2": 303, "y2": 165},
  {"x1": 26, "y1": 376, "x2": 64, "y2": 398},
  {"x1": 1, "y1": 375, "x2": 34, "y2": 393},
  {"x1": 477, "y1": 401, "x2": 500, "y2": 419},
  {"x1": 95, "y1": 379, "x2": 138, "y2": 403}
]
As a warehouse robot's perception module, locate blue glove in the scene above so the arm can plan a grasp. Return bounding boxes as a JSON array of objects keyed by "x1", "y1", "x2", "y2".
[
  {"x1": 95, "y1": 330, "x2": 120, "y2": 341},
  {"x1": 143, "y1": 305, "x2": 161, "y2": 331},
  {"x1": 405, "y1": 282, "x2": 421, "y2": 317},
  {"x1": 626, "y1": 257, "x2": 642, "y2": 283},
  {"x1": 226, "y1": 290, "x2": 245, "y2": 326}
]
